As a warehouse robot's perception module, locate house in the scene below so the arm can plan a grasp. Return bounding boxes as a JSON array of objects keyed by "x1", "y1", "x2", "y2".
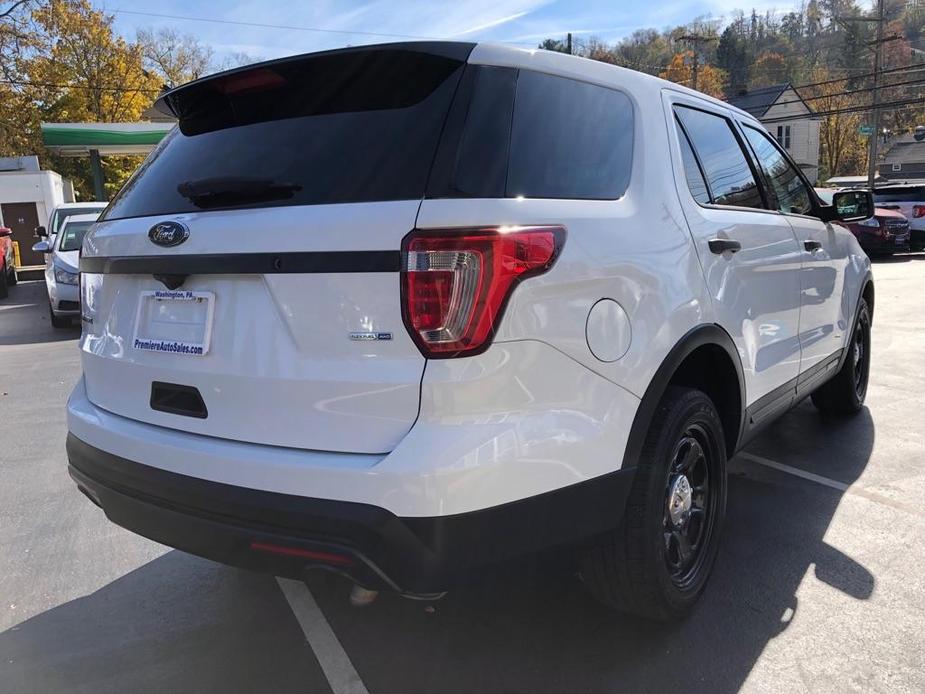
[
  {"x1": 0, "y1": 156, "x2": 74, "y2": 266},
  {"x1": 727, "y1": 83, "x2": 821, "y2": 184},
  {"x1": 877, "y1": 126, "x2": 925, "y2": 181}
]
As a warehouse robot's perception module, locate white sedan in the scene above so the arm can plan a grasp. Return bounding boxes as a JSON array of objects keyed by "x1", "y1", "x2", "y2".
[{"x1": 33, "y1": 212, "x2": 99, "y2": 328}]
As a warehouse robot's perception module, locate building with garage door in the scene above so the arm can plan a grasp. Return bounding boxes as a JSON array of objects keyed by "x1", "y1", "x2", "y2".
[{"x1": 0, "y1": 156, "x2": 74, "y2": 267}]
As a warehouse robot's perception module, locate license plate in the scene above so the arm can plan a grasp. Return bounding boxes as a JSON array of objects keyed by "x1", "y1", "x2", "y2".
[{"x1": 133, "y1": 289, "x2": 214, "y2": 356}]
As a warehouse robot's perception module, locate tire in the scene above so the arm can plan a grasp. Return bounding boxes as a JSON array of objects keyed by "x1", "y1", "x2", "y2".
[
  {"x1": 811, "y1": 297, "x2": 871, "y2": 415},
  {"x1": 49, "y1": 303, "x2": 71, "y2": 329},
  {"x1": 580, "y1": 387, "x2": 727, "y2": 620},
  {"x1": 7, "y1": 264, "x2": 17, "y2": 286},
  {"x1": 0, "y1": 265, "x2": 8, "y2": 299}
]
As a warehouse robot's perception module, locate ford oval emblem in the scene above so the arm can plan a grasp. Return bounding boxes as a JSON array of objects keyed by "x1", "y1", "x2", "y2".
[{"x1": 148, "y1": 221, "x2": 189, "y2": 248}]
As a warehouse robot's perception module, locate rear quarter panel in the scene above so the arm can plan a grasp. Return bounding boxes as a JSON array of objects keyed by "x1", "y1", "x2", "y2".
[{"x1": 415, "y1": 75, "x2": 712, "y2": 402}]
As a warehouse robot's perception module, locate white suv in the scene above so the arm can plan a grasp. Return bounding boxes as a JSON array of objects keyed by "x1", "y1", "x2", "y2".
[{"x1": 67, "y1": 42, "x2": 874, "y2": 620}]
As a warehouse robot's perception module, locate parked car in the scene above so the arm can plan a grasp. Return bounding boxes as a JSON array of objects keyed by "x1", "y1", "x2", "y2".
[
  {"x1": 816, "y1": 188, "x2": 911, "y2": 255},
  {"x1": 0, "y1": 226, "x2": 18, "y2": 298},
  {"x1": 33, "y1": 213, "x2": 99, "y2": 327},
  {"x1": 871, "y1": 183, "x2": 925, "y2": 251},
  {"x1": 35, "y1": 201, "x2": 108, "y2": 246},
  {"x1": 66, "y1": 43, "x2": 875, "y2": 621}
]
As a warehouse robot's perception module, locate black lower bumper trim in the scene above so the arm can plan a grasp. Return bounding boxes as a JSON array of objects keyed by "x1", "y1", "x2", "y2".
[{"x1": 66, "y1": 434, "x2": 635, "y2": 592}]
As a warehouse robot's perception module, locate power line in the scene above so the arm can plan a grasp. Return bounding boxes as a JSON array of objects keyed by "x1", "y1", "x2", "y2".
[
  {"x1": 109, "y1": 7, "x2": 538, "y2": 47},
  {"x1": 762, "y1": 94, "x2": 925, "y2": 123},
  {"x1": 784, "y1": 62, "x2": 925, "y2": 95},
  {"x1": 764, "y1": 70, "x2": 925, "y2": 110},
  {"x1": 0, "y1": 77, "x2": 161, "y2": 93}
]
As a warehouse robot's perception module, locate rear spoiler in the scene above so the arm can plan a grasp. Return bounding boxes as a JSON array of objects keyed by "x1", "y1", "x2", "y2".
[{"x1": 154, "y1": 41, "x2": 475, "y2": 119}]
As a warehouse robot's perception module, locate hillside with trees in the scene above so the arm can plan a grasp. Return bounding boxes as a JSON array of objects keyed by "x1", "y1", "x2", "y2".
[
  {"x1": 541, "y1": 0, "x2": 924, "y2": 180},
  {"x1": 1, "y1": 0, "x2": 923, "y2": 193}
]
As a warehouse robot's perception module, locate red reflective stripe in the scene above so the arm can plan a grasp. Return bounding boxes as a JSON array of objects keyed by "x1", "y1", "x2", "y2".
[{"x1": 248, "y1": 541, "x2": 354, "y2": 566}]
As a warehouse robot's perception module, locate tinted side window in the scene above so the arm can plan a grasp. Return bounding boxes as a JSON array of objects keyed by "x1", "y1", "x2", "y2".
[
  {"x1": 742, "y1": 126, "x2": 812, "y2": 215},
  {"x1": 453, "y1": 67, "x2": 516, "y2": 198},
  {"x1": 675, "y1": 106, "x2": 764, "y2": 210},
  {"x1": 675, "y1": 118, "x2": 711, "y2": 205},
  {"x1": 507, "y1": 71, "x2": 633, "y2": 200}
]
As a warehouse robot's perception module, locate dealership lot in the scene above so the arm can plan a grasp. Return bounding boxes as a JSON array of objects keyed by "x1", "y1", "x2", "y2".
[{"x1": 2, "y1": 262, "x2": 924, "y2": 692}]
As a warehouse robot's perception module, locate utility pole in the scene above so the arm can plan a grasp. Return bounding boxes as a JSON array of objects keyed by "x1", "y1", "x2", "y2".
[
  {"x1": 867, "y1": 0, "x2": 885, "y2": 188},
  {"x1": 677, "y1": 34, "x2": 717, "y2": 92},
  {"x1": 691, "y1": 50, "x2": 699, "y2": 91}
]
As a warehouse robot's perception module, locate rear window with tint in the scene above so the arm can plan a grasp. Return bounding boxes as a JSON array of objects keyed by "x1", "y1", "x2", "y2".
[
  {"x1": 873, "y1": 187, "x2": 925, "y2": 203},
  {"x1": 102, "y1": 48, "x2": 467, "y2": 220},
  {"x1": 428, "y1": 67, "x2": 634, "y2": 200}
]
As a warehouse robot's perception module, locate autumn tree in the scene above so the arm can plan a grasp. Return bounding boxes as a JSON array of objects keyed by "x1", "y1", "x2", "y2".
[
  {"x1": 749, "y1": 52, "x2": 787, "y2": 89},
  {"x1": 0, "y1": 0, "x2": 41, "y2": 156},
  {"x1": 0, "y1": 0, "x2": 219, "y2": 198},
  {"x1": 659, "y1": 51, "x2": 727, "y2": 99},
  {"x1": 804, "y1": 70, "x2": 866, "y2": 179}
]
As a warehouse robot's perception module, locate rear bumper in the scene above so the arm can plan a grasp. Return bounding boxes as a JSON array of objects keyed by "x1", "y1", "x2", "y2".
[
  {"x1": 67, "y1": 434, "x2": 635, "y2": 592},
  {"x1": 858, "y1": 233, "x2": 910, "y2": 253}
]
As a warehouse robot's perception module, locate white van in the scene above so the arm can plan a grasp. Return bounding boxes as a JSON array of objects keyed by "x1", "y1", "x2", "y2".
[{"x1": 67, "y1": 42, "x2": 874, "y2": 619}]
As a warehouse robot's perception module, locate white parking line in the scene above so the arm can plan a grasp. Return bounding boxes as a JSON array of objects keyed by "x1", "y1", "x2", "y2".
[
  {"x1": 737, "y1": 452, "x2": 849, "y2": 491},
  {"x1": 737, "y1": 451, "x2": 925, "y2": 518},
  {"x1": 277, "y1": 577, "x2": 371, "y2": 694}
]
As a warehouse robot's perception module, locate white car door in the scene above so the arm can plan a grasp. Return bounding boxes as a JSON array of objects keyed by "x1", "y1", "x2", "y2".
[
  {"x1": 737, "y1": 123, "x2": 846, "y2": 373},
  {"x1": 668, "y1": 98, "x2": 804, "y2": 418}
]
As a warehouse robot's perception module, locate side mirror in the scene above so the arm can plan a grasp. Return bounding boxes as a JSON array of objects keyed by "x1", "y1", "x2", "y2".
[
  {"x1": 0, "y1": 227, "x2": 11, "y2": 238},
  {"x1": 827, "y1": 190, "x2": 874, "y2": 223},
  {"x1": 34, "y1": 225, "x2": 47, "y2": 238},
  {"x1": 32, "y1": 240, "x2": 52, "y2": 254}
]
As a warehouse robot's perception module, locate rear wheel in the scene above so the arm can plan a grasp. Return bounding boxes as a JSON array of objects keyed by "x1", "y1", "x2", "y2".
[
  {"x1": 49, "y1": 303, "x2": 71, "y2": 329},
  {"x1": 0, "y1": 265, "x2": 8, "y2": 299},
  {"x1": 580, "y1": 387, "x2": 727, "y2": 620},
  {"x1": 811, "y1": 298, "x2": 871, "y2": 415},
  {"x1": 7, "y1": 263, "x2": 17, "y2": 286}
]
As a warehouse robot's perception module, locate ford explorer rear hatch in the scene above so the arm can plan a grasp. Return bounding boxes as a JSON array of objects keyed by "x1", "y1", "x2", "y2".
[{"x1": 79, "y1": 43, "x2": 472, "y2": 454}]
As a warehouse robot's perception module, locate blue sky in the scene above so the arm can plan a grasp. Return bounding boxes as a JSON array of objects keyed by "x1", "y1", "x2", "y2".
[{"x1": 103, "y1": 0, "x2": 809, "y2": 66}]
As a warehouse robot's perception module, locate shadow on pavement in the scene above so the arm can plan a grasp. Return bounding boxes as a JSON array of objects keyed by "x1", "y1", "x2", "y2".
[
  {"x1": 0, "y1": 552, "x2": 328, "y2": 694},
  {"x1": 0, "y1": 404, "x2": 875, "y2": 694},
  {"x1": 0, "y1": 280, "x2": 80, "y2": 346},
  {"x1": 304, "y1": 402, "x2": 876, "y2": 694}
]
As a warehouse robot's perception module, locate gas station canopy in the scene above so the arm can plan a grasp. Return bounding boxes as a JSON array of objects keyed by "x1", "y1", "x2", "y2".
[
  {"x1": 40, "y1": 122, "x2": 175, "y2": 201},
  {"x1": 41, "y1": 122, "x2": 174, "y2": 157}
]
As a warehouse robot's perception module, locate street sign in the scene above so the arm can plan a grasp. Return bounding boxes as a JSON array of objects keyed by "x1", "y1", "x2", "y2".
[{"x1": 859, "y1": 125, "x2": 874, "y2": 135}]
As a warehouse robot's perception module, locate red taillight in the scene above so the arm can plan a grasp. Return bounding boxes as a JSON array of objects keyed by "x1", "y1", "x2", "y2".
[
  {"x1": 248, "y1": 541, "x2": 355, "y2": 566},
  {"x1": 913, "y1": 205, "x2": 925, "y2": 218},
  {"x1": 401, "y1": 226, "x2": 565, "y2": 358}
]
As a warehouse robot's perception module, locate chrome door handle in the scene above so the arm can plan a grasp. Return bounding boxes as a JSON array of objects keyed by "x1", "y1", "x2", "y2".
[
  {"x1": 708, "y1": 238, "x2": 742, "y2": 254},
  {"x1": 804, "y1": 240, "x2": 822, "y2": 252}
]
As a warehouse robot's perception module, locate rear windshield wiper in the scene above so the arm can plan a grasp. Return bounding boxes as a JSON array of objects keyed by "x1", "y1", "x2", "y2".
[{"x1": 177, "y1": 177, "x2": 302, "y2": 208}]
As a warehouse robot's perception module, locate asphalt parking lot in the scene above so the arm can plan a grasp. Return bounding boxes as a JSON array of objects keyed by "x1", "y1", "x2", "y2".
[{"x1": 2, "y1": 260, "x2": 924, "y2": 694}]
